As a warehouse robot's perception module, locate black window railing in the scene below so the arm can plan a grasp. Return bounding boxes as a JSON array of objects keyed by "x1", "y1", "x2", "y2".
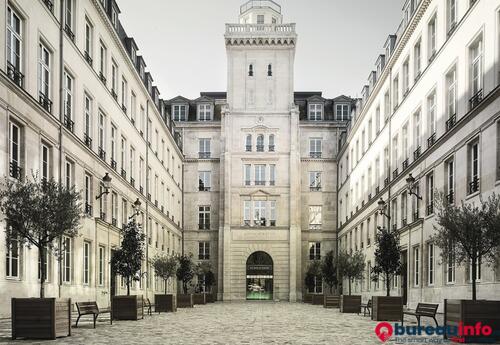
[
  {"x1": 139, "y1": 186, "x2": 144, "y2": 194},
  {"x1": 199, "y1": 222, "x2": 210, "y2": 230},
  {"x1": 402, "y1": 158, "x2": 409, "y2": 171},
  {"x1": 361, "y1": 200, "x2": 365, "y2": 207},
  {"x1": 413, "y1": 211, "x2": 420, "y2": 222},
  {"x1": 244, "y1": 180, "x2": 251, "y2": 186},
  {"x1": 130, "y1": 177, "x2": 135, "y2": 187},
  {"x1": 392, "y1": 224, "x2": 397, "y2": 232},
  {"x1": 254, "y1": 219, "x2": 266, "y2": 227},
  {"x1": 121, "y1": 104, "x2": 127, "y2": 114},
  {"x1": 393, "y1": 168, "x2": 399, "y2": 179},
  {"x1": 84, "y1": 134, "x2": 92, "y2": 149},
  {"x1": 245, "y1": 145, "x2": 252, "y2": 152},
  {"x1": 85, "y1": 203, "x2": 92, "y2": 216},
  {"x1": 469, "y1": 178, "x2": 480, "y2": 194},
  {"x1": 446, "y1": 191, "x2": 454, "y2": 204},
  {"x1": 255, "y1": 181, "x2": 265, "y2": 186},
  {"x1": 402, "y1": 218, "x2": 407, "y2": 227},
  {"x1": 7, "y1": 62, "x2": 24, "y2": 88},
  {"x1": 110, "y1": 159, "x2": 117, "y2": 171},
  {"x1": 64, "y1": 24, "x2": 75, "y2": 41},
  {"x1": 99, "y1": 72, "x2": 106, "y2": 84},
  {"x1": 426, "y1": 202, "x2": 434, "y2": 216},
  {"x1": 256, "y1": 145, "x2": 264, "y2": 152},
  {"x1": 310, "y1": 186, "x2": 321, "y2": 191},
  {"x1": 368, "y1": 193, "x2": 372, "y2": 200},
  {"x1": 414, "y1": 146, "x2": 422, "y2": 160},
  {"x1": 100, "y1": 212, "x2": 106, "y2": 221},
  {"x1": 270, "y1": 220, "x2": 276, "y2": 227},
  {"x1": 97, "y1": 147, "x2": 105, "y2": 161},
  {"x1": 38, "y1": 92, "x2": 52, "y2": 113},
  {"x1": 199, "y1": 186, "x2": 211, "y2": 192},
  {"x1": 427, "y1": 133, "x2": 436, "y2": 148},
  {"x1": 199, "y1": 152, "x2": 211, "y2": 159},
  {"x1": 43, "y1": 0, "x2": 53, "y2": 12},
  {"x1": 112, "y1": 218, "x2": 117, "y2": 227},
  {"x1": 375, "y1": 186, "x2": 380, "y2": 194},
  {"x1": 155, "y1": 200, "x2": 158, "y2": 207},
  {"x1": 121, "y1": 168, "x2": 127, "y2": 179},
  {"x1": 269, "y1": 145, "x2": 275, "y2": 152},
  {"x1": 469, "y1": 89, "x2": 483, "y2": 110},
  {"x1": 445, "y1": 114, "x2": 456, "y2": 132},
  {"x1": 9, "y1": 162, "x2": 22, "y2": 180},
  {"x1": 310, "y1": 152, "x2": 322, "y2": 158},
  {"x1": 161, "y1": 206, "x2": 164, "y2": 213},
  {"x1": 147, "y1": 193, "x2": 151, "y2": 201},
  {"x1": 384, "y1": 177, "x2": 390, "y2": 187},
  {"x1": 84, "y1": 51, "x2": 93, "y2": 66},
  {"x1": 64, "y1": 116, "x2": 74, "y2": 132},
  {"x1": 111, "y1": 89, "x2": 118, "y2": 100}
]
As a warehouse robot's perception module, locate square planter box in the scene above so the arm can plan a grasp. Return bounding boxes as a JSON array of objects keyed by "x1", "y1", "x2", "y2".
[
  {"x1": 112, "y1": 295, "x2": 144, "y2": 321},
  {"x1": 340, "y1": 295, "x2": 361, "y2": 313},
  {"x1": 311, "y1": 294, "x2": 324, "y2": 305},
  {"x1": 371, "y1": 296, "x2": 403, "y2": 321},
  {"x1": 154, "y1": 294, "x2": 176, "y2": 313},
  {"x1": 303, "y1": 293, "x2": 313, "y2": 304},
  {"x1": 324, "y1": 295, "x2": 340, "y2": 308},
  {"x1": 177, "y1": 294, "x2": 194, "y2": 308},
  {"x1": 11, "y1": 298, "x2": 71, "y2": 340},
  {"x1": 193, "y1": 293, "x2": 207, "y2": 305},
  {"x1": 206, "y1": 293, "x2": 216, "y2": 303},
  {"x1": 444, "y1": 299, "x2": 500, "y2": 343}
]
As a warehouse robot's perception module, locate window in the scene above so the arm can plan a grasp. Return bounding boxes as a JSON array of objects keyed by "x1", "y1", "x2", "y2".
[
  {"x1": 244, "y1": 164, "x2": 251, "y2": 186},
  {"x1": 446, "y1": 159, "x2": 455, "y2": 203},
  {"x1": 269, "y1": 134, "x2": 275, "y2": 152},
  {"x1": 255, "y1": 165, "x2": 266, "y2": 185},
  {"x1": 375, "y1": 106, "x2": 381, "y2": 133},
  {"x1": 335, "y1": 104, "x2": 350, "y2": 121},
  {"x1": 6, "y1": 228, "x2": 19, "y2": 278},
  {"x1": 269, "y1": 201, "x2": 276, "y2": 226},
  {"x1": 308, "y1": 104, "x2": 323, "y2": 121},
  {"x1": 111, "y1": 60, "x2": 118, "y2": 95},
  {"x1": 309, "y1": 172, "x2": 321, "y2": 191},
  {"x1": 468, "y1": 140, "x2": 480, "y2": 194},
  {"x1": 392, "y1": 135, "x2": 398, "y2": 171},
  {"x1": 427, "y1": 92, "x2": 436, "y2": 137},
  {"x1": 199, "y1": 242, "x2": 210, "y2": 260},
  {"x1": 446, "y1": 67, "x2": 457, "y2": 119},
  {"x1": 140, "y1": 106, "x2": 145, "y2": 135},
  {"x1": 470, "y1": 37, "x2": 483, "y2": 101},
  {"x1": 38, "y1": 246, "x2": 49, "y2": 281},
  {"x1": 401, "y1": 192, "x2": 407, "y2": 225},
  {"x1": 84, "y1": 173, "x2": 92, "y2": 212},
  {"x1": 62, "y1": 236, "x2": 71, "y2": 283},
  {"x1": 269, "y1": 164, "x2": 276, "y2": 186},
  {"x1": 469, "y1": 255, "x2": 482, "y2": 282},
  {"x1": 7, "y1": 5, "x2": 23, "y2": 79},
  {"x1": 63, "y1": 70, "x2": 73, "y2": 121},
  {"x1": 41, "y1": 143, "x2": 50, "y2": 181},
  {"x1": 309, "y1": 276, "x2": 322, "y2": 294},
  {"x1": 173, "y1": 105, "x2": 187, "y2": 121},
  {"x1": 38, "y1": 42, "x2": 51, "y2": 103},
  {"x1": 98, "y1": 246, "x2": 105, "y2": 286},
  {"x1": 447, "y1": 0, "x2": 457, "y2": 34},
  {"x1": 368, "y1": 119, "x2": 373, "y2": 145},
  {"x1": 414, "y1": 39, "x2": 421, "y2": 78},
  {"x1": 427, "y1": 243, "x2": 434, "y2": 285},
  {"x1": 199, "y1": 139, "x2": 210, "y2": 158},
  {"x1": 413, "y1": 109, "x2": 421, "y2": 151},
  {"x1": 402, "y1": 125, "x2": 409, "y2": 162},
  {"x1": 130, "y1": 92, "x2": 137, "y2": 125},
  {"x1": 447, "y1": 245, "x2": 456, "y2": 283},
  {"x1": 426, "y1": 172, "x2": 434, "y2": 215},
  {"x1": 121, "y1": 77, "x2": 127, "y2": 111},
  {"x1": 99, "y1": 41, "x2": 107, "y2": 79},
  {"x1": 83, "y1": 241, "x2": 90, "y2": 285},
  {"x1": 64, "y1": 0, "x2": 73, "y2": 31},
  {"x1": 254, "y1": 200, "x2": 267, "y2": 226},
  {"x1": 84, "y1": 17, "x2": 93, "y2": 59},
  {"x1": 199, "y1": 206, "x2": 210, "y2": 230},
  {"x1": 402, "y1": 58, "x2": 410, "y2": 94},
  {"x1": 309, "y1": 206, "x2": 322, "y2": 230},
  {"x1": 384, "y1": 92, "x2": 390, "y2": 121},
  {"x1": 413, "y1": 246, "x2": 419, "y2": 286},
  {"x1": 147, "y1": 118, "x2": 152, "y2": 144},
  {"x1": 257, "y1": 134, "x2": 264, "y2": 152},
  {"x1": 111, "y1": 191, "x2": 118, "y2": 225},
  {"x1": 198, "y1": 171, "x2": 211, "y2": 191},
  {"x1": 198, "y1": 104, "x2": 212, "y2": 121},
  {"x1": 65, "y1": 159, "x2": 74, "y2": 189},
  {"x1": 309, "y1": 138, "x2": 322, "y2": 158},
  {"x1": 245, "y1": 135, "x2": 252, "y2": 152},
  {"x1": 83, "y1": 94, "x2": 92, "y2": 147},
  {"x1": 393, "y1": 76, "x2": 399, "y2": 108},
  {"x1": 257, "y1": 15, "x2": 264, "y2": 24},
  {"x1": 244, "y1": 200, "x2": 251, "y2": 225},
  {"x1": 130, "y1": 147, "x2": 135, "y2": 180},
  {"x1": 309, "y1": 242, "x2": 321, "y2": 260},
  {"x1": 428, "y1": 15, "x2": 437, "y2": 60}
]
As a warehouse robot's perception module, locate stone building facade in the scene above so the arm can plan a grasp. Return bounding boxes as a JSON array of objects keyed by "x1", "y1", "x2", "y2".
[
  {"x1": 337, "y1": 0, "x2": 500, "y2": 310},
  {"x1": 0, "y1": 0, "x2": 183, "y2": 316}
]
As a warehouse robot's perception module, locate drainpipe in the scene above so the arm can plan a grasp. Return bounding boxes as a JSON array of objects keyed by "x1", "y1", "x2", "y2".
[
  {"x1": 57, "y1": 0, "x2": 65, "y2": 299},
  {"x1": 145, "y1": 100, "x2": 150, "y2": 300}
]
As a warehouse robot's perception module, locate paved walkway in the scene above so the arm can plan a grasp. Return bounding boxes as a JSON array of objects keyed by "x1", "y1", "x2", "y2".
[{"x1": 0, "y1": 302, "x2": 452, "y2": 344}]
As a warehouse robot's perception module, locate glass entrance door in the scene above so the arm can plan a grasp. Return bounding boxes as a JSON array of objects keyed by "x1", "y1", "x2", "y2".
[{"x1": 246, "y1": 251, "x2": 273, "y2": 300}]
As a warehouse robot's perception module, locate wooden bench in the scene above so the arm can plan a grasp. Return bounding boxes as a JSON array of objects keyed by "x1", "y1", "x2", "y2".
[
  {"x1": 403, "y1": 303, "x2": 439, "y2": 327},
  {"x1": 75, "y1": 302, "x2": 111, "y2": 328},
  {"x1": 360, "y1": 299, "x2": 372, "y2": 317}
]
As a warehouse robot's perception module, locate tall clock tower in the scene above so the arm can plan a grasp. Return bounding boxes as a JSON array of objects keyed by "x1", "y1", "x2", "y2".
[{"x1": 219, "y1": 0, "x2": 302, "y2": 301}]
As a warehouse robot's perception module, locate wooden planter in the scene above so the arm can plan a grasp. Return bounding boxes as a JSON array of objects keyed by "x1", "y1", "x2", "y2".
[
  {"x1": 311, "y1": 294, "x2": 324, "y2": 305},
  {"x1": 154, "y1": 294, "x2": 176, "y2": 313},
  {"x1": 303, "y1": 293, "x2": 312, "y2": 303},
  {"x1": 11, "y1": 298, "x2": 71, "y2": 340},
  {"x1": 444, "y1": 299, "x2": 500, "y2": 343},
  {"x1": 371, "y1": 296, "x2": 403, "y2": 321},
  {"x1": 206, "y1": 293, "x2": 216, "y2": 303},
  {"x1": 112, "y1": 295, "x2": 144, "y2": 321},
  {"x1": 324, "y1": 295, "x2": 340, "y2": 308},
  {"x1": 193, "y1": 293, "x2": 207, "y2": 305},
  {"x1": 177, "y1": 294, "x2": 194, "y2": 308},
  {"x1": 340, "y1": 295, "x2": 361, "y2": 313}
]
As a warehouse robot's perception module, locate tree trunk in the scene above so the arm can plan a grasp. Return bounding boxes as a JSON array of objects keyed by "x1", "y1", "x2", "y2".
[
  {"x1": 348, "y1": 278, "x2": 351, "y2": 296},
  {"x1": 471, "y1": 255, "x2": 477, "y2": 301},
  {"x1": 127, "y1": 277, "x2": 130, "y2": 296},
  {"x1": 164, "y1": 279, "x2": 167, "y2": 294},
  {"x1": 386, "y1": 273, "x2": 390, "y2": 297},
  {"x1": 39, "y1": 246, "x2": 46, "y2": 298}
]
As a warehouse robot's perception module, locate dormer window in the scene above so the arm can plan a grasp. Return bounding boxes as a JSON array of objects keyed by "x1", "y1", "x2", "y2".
[
  {"x1": 172, "y1": 104, "x2": 187, "y2": 121},
  {"x1": 308, "y1": 104, "x2": 323, "y2": 121},
  {"x1": 336, "y1": 104, "x2": 350, "y2": 121},
  {"x1": 111, "y1": 9, "x2": 117, "y2": 29},
  {"x1": 198, "y1": 104, "x2": 212, "y2": 121},
  {"x1": 267, "y1": 64, "x2": 272, "y2": 77},
  {"x1": 248, "y1": 64, "x2": 254, "y2": 77},
  {"x1": 257, "y1": 15, "x2": 265, "y2": 24},
  {"x1": 131, "y1": 47, "x2": 136, "y2": 64}
]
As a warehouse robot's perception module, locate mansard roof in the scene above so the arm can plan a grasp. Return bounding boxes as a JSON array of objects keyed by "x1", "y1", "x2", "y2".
[{"x1": 193, "y1": 95, "x2": 216, "y2": 103}]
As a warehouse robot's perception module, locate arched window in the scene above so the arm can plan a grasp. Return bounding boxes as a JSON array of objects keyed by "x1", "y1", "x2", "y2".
[
  {"x1": 245, "y1": 135, "x2": 252, "y2": 152},
  {"x1": 256, "y1": 135, "x2": 264, "y2": 152},
  {"x1": 267, "y1": 64, "x2": 272, "y2": 77},
  {"x1": 248, "y1": 64, "x2": 254, "y2": 77},
  {"x1": 268, "y1": 134, "x2": 275, "y2": 152}
]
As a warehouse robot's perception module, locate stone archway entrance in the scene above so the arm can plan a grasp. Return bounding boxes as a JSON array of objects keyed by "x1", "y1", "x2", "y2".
[{"x1": 246, "y1": 251, "x2": 273, "y2": 300}]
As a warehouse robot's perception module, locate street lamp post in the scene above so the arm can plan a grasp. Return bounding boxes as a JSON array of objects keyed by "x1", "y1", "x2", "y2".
[
  {"x1": 406, "y1": 173, "x2": 422, "y2": 200},
  {"x1": 129, "y1": 198, "x2": 141, "y2": 220},
  {"x1": 95, "y1": 173, "x2": 112, "y2": 200}
]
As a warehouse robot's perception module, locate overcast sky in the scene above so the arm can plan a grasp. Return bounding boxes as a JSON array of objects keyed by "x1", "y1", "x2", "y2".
[{"x1": 118, "y1": 0, "x2": 403, "y2": 100}]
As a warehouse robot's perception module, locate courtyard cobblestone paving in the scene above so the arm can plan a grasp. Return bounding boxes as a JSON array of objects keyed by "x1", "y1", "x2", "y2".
[{"x1": 0, "y1": 301, "x2": 458, "y2": 344}]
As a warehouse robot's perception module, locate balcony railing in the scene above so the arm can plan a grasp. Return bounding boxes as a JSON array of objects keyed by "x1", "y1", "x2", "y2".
[
  {"x1": 245, "y1": 145, "x2": 252, "y2": 152},
  {"x1": 426, "y1": 203, "x2": 434, "y2": 216},
  {"x1": 199, "y1": 152, "x2": 211, "y2": 159},
  {"x1": 384, "y1": 177, "x2": 390, "y2": 187},
  {"x1": 469, "y1": 89, "x2": 483, "y2": 110},
  {"x1": 402, "y1": 158, "x2": 409, "y2": 171},
  {"x1": 375, "y1": 186, "x2": 380, "y2": 194},
  {"x1": 310, "y1": 152, "x2": 322, "y2": 158},
  {"x1": 155, "y1": 200, "x2": 158, "y2": 207},
  {"x1": 84, "y1": 51, "x2": 93, "y2": 66},
  {"x1": 392, "y1": 224, "x2": 397, "y2": 232},
  {"x1": 269, "y1": 145, "x2": 275, "y2": 152},
  {"x1": 446, "y1": 191, "x2": 454, "y2": 204},
  {"x1": 85, "y1": 203, "x2": 92, "y2": 216},
  {"x1": 402, "y1": 218, "x2": 407, "y2": 227},
  {"x1": 64, "y1": 24, "x2": 75, "y2": 41},
  {"x1": 199, "y1": 186, "x2": 211, "y2": 192},
  {"x1": 38, "y1": 92, "x2": 52, "y2": 113},
  {"x1": 64, "y1": 116, "x2": 74, "y2": 132},
  {"x1": 121, "y1": 104, "x2": 127, "y2": 114},
  {"x1": 413, "y1": 211, "x2": 420, "y2": 222},
  {"x1": 199, "y1": 223, "x2": 210, "y2": 230},
  {"x1": 98, "y1": 147, "x2": 106, "y2": 161},
  {"x1": 254, "y1": 219, "x2": 266, "y2": 227},
  {"x1": 269, "y1": 180, "x2": 276, "y2": 186},
  {"x1": 110, "y1": 159, "x2": 117, "y2": 171},
  {"x1": 256, "y1": 145, "x2": 264, "y2": 152},
  {"x1": 139, "y1": 186, "x2": 144, "y2": 194},
  {"x1": 111, "y1": 89, "x2": 118, "y2": 100},
  {"x1": 100, "y1": 212, "x2": 106, "y2": 221},
  {"x1": 99, "y1": 72, "x2": 106, "y2": 84},
  {"x1": 147, "y1": 193, "x2": 151, "y2": 201},
  {"x1": 469, "y1": 178, "x2": 480, "y2": 194},
  {"x1": 7, "y1": 62, "x2": 24, "y2": 88},
  {"x1": 112, "y1": 218, "x2": 117, "y2": 227},
  {"x1": 226, "y1": 23, "x2": 295, "y2": 36},
  {"x1": 121, "y1": 168, "x2": 127, "y2": 179},
  {"x1": 43, "y1": 0, "x2": 53, "y2": 12},
  {"x1": 84, "y1": 134, "x2": 92, "y2": 149},
  {"x1": 445, "y1": 114, "x2": 456, "y2": 132},
  {"x1": 427, "y1": 133, "x2": 436, "y2": 148},
  {"x1": 414, "y1": 146, "x2": 421, "y2": 160},
  {"x1": 9, "y1": 162, "x2": 22, "y2": 180},
  {"x1": 393, "y1": 168, "x2": 399, "y2": 179},
  {"x1": 255, "y1": 181, "x2": 265, "y2": 186},
  {"x1": 244, "y1": 180, "x2": 251, "y2": 186},
  {"x1": 310, "y1": 186, "x2": 321, "y2": 192},
  {"x1": 130, "y1": 177, "x2": 135, "y2": 187},
  {"x1": 368, "y1": 193, "x2": 372, "y2": 200}
]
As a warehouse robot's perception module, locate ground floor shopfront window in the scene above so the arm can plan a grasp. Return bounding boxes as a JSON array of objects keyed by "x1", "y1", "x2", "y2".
[{"x1": 246, "y1": 251, "x2": 273, "y2": 300}]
